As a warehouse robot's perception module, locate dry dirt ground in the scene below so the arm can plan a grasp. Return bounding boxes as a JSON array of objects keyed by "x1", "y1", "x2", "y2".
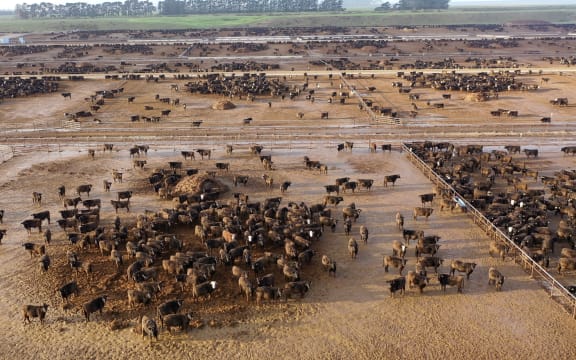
[{"x1": 1, "y1": 26, "x2": 576, "y2": 359}]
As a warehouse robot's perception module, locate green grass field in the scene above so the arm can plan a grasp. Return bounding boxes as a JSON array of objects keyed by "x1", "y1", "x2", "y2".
[{"x1": 0, "y1": 6, "x2": 575, "y2": 33}]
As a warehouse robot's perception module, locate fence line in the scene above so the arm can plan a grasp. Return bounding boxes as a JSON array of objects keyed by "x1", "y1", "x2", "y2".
[{"x1": 402, "y1": 143, "x2": 576, "y2": 319}]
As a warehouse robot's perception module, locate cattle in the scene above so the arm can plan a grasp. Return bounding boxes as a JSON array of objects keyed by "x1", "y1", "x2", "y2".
[
  {"x1": 413, "y1": 207, "x2": 434, "y2": 221},
  {"x1": 0, "y1": 229, "x2": 6, "y2": 244},
  {"x1": 402, "y1": 229, "x2": 423, "y2": 244},
  {"x1": 348, "y1": 237, "x2": 359, "y2": 259},
  {"x1": 103, "y1": 143, "x2": 114, "y2": 152},
  {"x1": 359, "y1": 225, "x2": 369, "y2": 244},
  {"x1": 215, "y1": 162, "x2": 230, "y2": 172},
  {"x1": 344, "y1": 141, "x2": 354, "y2": 152},
  {"x1": 32, "y1": 210, "x2": 50, "y2": 225},
  {"x1": 103, "y1": 180, "x2": 112, "y2": 192},
  {"x1": 280, "y1": 181, "x2": 292, "y2": 193},
  {"x1": 524, "y1": 148, "x2": 539, "y2": 158},
  {"x1": 450, "y1": 260, "x2": 477, "y2": 279},
  {"x1": 110, "y1": 200, "x2": 130, "y2": 213},
  {"x1": 342, "y1": 181, "x2": 357, "y2": 193},
  {"x1": 141, "y1": 315, "x2": 159, "y2": 341},
  {"x1": 112, "y1": 170, "x2": 123, "y2": 183},
  {"x1": 383, "y1": 255, "x2": 407, "y2": 274},
  {"x1": 504, "y1": 145, "x2": 521, "y2": 154},
  {"x1": 417, "y1": 256, "x2": 443, "y2": 273},
  {"x1": 419, "y1": 193, "x2": 435, "y2": 206},
  {"x1": 550, "y1": 97, "x2": 568, "y2": 106},
  {"x1": 61, "y1": 92, "x2": 71, "y2": 99},
  {"x1": 283, "y1": 280, "x2": 311, "y2": 300},
  {"x1": 561, "y1": 146, "x2": 576, "y2": 156},
  {"x1": 540, "y1": 117, "x2": 551, "y2": 123},
  {"x1": 127, "y1": 289, "x2": 152, "y2": 308},
  {"x1": 357, "y1": 179, "x2": 374, "y2": 191},
  {"x1": 321, "y1": 255, "x2": 337, "y2": 276},
  {"x1": 63, "y1": 197, "x2": 82, "y2": 209},
  {"x1": 57, "y1": 185, "x2": 66, "y2": 200},
  {"x1": 391, "y1": 240, "x2": 407, "y2": 258},
  {"x1": 381, "y1": 144, "x2": 392, "y2": 152},
  {"x1": 488, "y1": 267, "x2": 505, "y2": 291},
  {"x1": 38, "y1": 254, "x2": 51, "y2": 273},
  {"x1": 32, "y1": 191, "x2": 42, "y2": 206},
  {"x1": 297, "y1": 249, "x2": 315, "y2": 266},
  {"x1": 342, "y1": 206, "x2": 361, "y2": 222},
  {"x1": 415, "y1": 243, "x2": 440, "y2": 257},
  {"x1": 195, "y1": 149, "x2": 211, "y2": 160},
  {"x1": 383, "y1": 174, "x2": 401, "y2": 187},
  {"x1": 438, "y1": 274, "x2": 465, "y2": 293},
  {"x1": 76, "y1": 184, "x2": 92, "y2": 197},
  {"x1": 56, "y1": 281, "x2": 79, "y2": 303},
  {"x1": 23, "y1": 303, "x2": 49, "y2": 324},
  {"x1": 192, "y1": 281, "x2": 216, "y2": 301},
  {"x1": 238, "y1": 274, "x2": 254, "y2": 302},
  {"x1": 262, "y1": 174, "x2": 274, "y2": 189},
  {"x1": 406, "y1": 270, "x2": 428, "y2": 293},
  {"x1": 256, "y1": 286, "x2": 282, "y2": 305},
  {"x1": 297, "y1": 112, "x2": 304, "y2": 119},
  {"x1": 324, "y1": 184, "x2": 340, "y2": 195},
  {"x1": 117, "y1": 191, "x2": 132, "y2": 201},
  {"x1": 57, "y1": 218, "x2": 78, "y2": 232},
  {"x1": 320, "y1": 111, "x2": 329, "y2": 119},
  {"x1": 82, "y1": 295, "x2": 107, "y2": 321},
  {"x1": 163, "y1": 313, "x2": 193, "y2": 334},
  {"x1": 396, "y1": 212, "x2": 404, "y2": 231},
  {"x1": 557, "y1": 258, "x2": 576, "y2": 275},
  {"x1": 22, "y1": 219, "x2": 43, "y2": 234},
  {"x1": 386, "y1": 276, "x2": 406, "y2": 297},
  {"x1": 250, "y1": 145, "x2": 264, "y2": 155},
  {"x1": 337, "y1": 143, "x2": 345, "y2": 152},
  {"x1": 82, "y1": 199, "x2": 101, "y2": 209},
  {"x1": 323, "y1": 195, "x2": 344, "y2": 207},
  {"x1": 181, "y1": 151, "x2": 195, "y2": 160},
  {"x1": 489, "y1": 240, "x2": 509, "y2": 261},
  {"x1": 157, "y1": 300, "x2": 183, "y2": 328}
]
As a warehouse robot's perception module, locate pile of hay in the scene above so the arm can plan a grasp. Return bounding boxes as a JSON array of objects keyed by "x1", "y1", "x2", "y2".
[
  {"x1": 172, "y1": 174, "x2": 227, "y2": 196},
  {"x1": 211, "y1": 100, "x2": 236, "y2": 110},
  {"x1": 464, "y1": 93, "x2": 489, "y2": 102}
]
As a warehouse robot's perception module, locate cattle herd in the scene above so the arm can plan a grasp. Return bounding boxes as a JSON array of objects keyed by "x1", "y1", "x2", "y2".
[
  {"x1": 3, "y1": 24, "x2": 576, "y2": 345},
  {"x1": 12, "y1": 135, "x2": 576, "y2": 336}
]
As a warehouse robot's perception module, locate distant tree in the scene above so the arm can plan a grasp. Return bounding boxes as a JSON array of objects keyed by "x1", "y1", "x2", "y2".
[
  {"x1": 375, "y1": 2, "x2": 392, "y2": 11},
  {"x1": 396, "y1": 0, "x2": 449, "y2": 10}
]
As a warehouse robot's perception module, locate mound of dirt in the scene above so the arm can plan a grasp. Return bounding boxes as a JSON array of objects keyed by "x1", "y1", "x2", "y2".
[{"x1": 211, "y1": 100, "x2": 236, "y2": 110}]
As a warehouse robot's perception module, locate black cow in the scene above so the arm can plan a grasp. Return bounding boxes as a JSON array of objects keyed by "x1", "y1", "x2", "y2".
[
  {"x1": 22, "y1": 219, "x2": 43, "y2": 234},
  {"x1": 82, "y1": 295, "x2": 107, "y2": 321},
  {"x1": 57, "y1": 281, "x2": 79, "y2": 303},
  {"x1": 386, "y1": 276, "x2": 406, "y2": 297},
  {"x1": 524, "y1": 148, "x2": 539, "y2": 158},
  {"x1": 419, "y1": 193, "x2": 435, "y2": 206},
  {"x1": 32, "y1": 210, "x2": 50, "y2": 225},
  {"x1": 383, "y1": 174, "x2": 401, "y2": 187},
  {"x1": 417, "y1": 256, "x2": 444, "y2": 273},
  {"x1": 111, "y1": 200, "x2": 130, "y2": 213},
  {"x1": 76, "y1": 184, "x2": 92, "y2": 197}
]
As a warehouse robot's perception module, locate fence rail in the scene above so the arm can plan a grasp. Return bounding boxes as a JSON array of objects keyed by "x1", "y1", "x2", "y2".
[{"x1": 402, "y1": 143, "x2": 576, "y2": 319}]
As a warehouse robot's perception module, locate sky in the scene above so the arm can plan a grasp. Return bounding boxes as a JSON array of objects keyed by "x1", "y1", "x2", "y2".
[{"x1": 0, "y1": 0, "x2": 572, "y2": 12}]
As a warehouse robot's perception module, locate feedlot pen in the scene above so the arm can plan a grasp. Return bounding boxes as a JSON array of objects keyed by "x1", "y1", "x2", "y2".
[{"x1": 403, "y1": 143, "x2": 576, "y2": 318}]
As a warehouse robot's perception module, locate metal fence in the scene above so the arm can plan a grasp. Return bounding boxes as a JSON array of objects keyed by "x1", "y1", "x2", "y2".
[{"x1": 402, "y1": 143, "x2": 576, "y2": 319}]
